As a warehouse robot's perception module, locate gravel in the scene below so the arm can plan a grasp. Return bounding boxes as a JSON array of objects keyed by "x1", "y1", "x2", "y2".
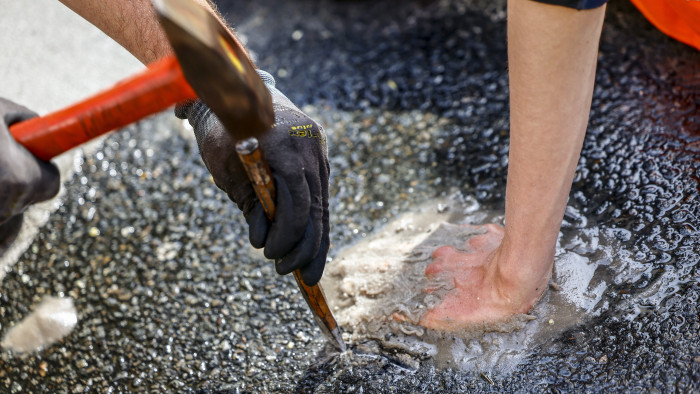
[{"x1": 0, "y1": 0, "x2": 697, "y2": 392}]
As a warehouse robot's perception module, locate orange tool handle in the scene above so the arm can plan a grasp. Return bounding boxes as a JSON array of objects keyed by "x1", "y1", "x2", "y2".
[{"x1": 9, "y1": 55, "x2": 197, "y2": 161}]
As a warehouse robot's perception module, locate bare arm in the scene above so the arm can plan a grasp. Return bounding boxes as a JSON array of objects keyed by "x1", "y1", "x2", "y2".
[
  {"x1": 500, "y1": 0, "x2": 606, "y2": 295},
  {"x1": 57, "y1": 0, "x2": 249, "y2": 65},
  {"x1": 421, "y1": 0, "x2": 607, "y2": 328}
]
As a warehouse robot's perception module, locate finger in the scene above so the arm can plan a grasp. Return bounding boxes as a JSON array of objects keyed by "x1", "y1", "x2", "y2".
[
  {"x1": 304, "y1": 168, "x2": 324, "y2": 255},
  {"x1": 0, "y1": 214, "x2": 24, "y2": 254},
  {"x1": 30, "y1": 160, "x2": 60, "y2": 204},
  {"x1": 0, "y1": 98, "x2": 38, "y2": 126},
  {"x1": 272, "y1": 166, "x2": 326, "y2": 276},
  {"x1": 264, "y1": 175, "x2": 309, "y2": 259},
  {"x1": 299, "y1": 150, "x2": 330, "y2": 286},
  {"x1": 275, "y1": 219, "x2": 316, "y2": 275},
  {"x1": 245, "y1": 202, "x2": 269, "y2": 249},
  {"x1": 299, "y1": 230, "x2": 329, "y2": 286}
]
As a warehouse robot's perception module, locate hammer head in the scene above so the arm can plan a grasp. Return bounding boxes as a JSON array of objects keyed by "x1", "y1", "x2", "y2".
[{"x1": 154, "y1": 0, "x2": 274, "y2": 140}]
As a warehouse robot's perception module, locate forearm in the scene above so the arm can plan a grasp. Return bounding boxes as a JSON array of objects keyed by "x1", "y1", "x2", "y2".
[
  {"x1": 417, "y1": 3, "x2": 607, "y2": 325},
  {"x1": 58, "y1": 0, "x2": 250, "y2": 66},
  {"x1": 503, "y1": 1, "x2": 605, "y2": 262}
]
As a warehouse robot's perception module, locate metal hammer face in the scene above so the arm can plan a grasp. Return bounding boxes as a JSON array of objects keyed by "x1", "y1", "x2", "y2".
[{"x1": 153, "y1": 0, "x2": 274, "y2": 141}]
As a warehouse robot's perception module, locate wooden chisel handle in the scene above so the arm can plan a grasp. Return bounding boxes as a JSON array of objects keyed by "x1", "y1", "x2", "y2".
[
  {"x1": 235, "y1": 137, "x2": 346, "y2": 351},
  {"x1": 9, "y1": 55, "x2": 197, "y2": 161},
  {"x1": 235, "y1": 138, "x2": 277, "y2": 219}
]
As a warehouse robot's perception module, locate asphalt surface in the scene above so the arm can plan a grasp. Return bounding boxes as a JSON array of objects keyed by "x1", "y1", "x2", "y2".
[{"x1": 0, "y1": 0, "x2": 698, "y2": 392}]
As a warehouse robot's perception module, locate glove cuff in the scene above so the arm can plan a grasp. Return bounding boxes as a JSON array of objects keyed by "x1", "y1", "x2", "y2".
[
  {"x1": 176, "y1": 99, "x2": 211, "y2": 153},
  {"x1": 255, "y1": 70, "x2": 300, "y2": 112},
  {"x1": 174, "y1": 99, "x2": 195, "y2": 120},
  {"x1": 177, "y1": 69, "x2": 299, "y2": 152},
  {"x1": 256, "y1": 69, "x2": 277, "y2": 88}
]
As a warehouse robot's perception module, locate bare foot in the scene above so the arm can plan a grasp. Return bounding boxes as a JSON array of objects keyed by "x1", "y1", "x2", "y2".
[{"x1": 419, "y1": 224, "x2": 550, "y2": 331}]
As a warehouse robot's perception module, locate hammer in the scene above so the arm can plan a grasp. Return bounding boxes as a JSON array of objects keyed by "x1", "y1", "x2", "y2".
[{"x1": 9, "y1": 0, "x2": 345, "y2": 352}]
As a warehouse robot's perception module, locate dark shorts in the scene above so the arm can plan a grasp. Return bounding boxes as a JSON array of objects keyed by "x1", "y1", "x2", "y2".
[{"x1": 531, "y1": 0, "x2": 609, "y2": 10}]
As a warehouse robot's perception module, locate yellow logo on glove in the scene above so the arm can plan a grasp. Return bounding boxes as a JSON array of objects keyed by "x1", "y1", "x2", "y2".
[{"x1": 289, "y1": 124, "x2": 318, "y2": 138}]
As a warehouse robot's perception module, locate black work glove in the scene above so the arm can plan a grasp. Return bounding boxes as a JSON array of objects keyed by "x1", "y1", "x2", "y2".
[
  {"x1": 176, "y1": 70, "x2": 330, "y2": 286},
  {"x1": 0, "y1": 98, "x2": 61, "y2": 237}
]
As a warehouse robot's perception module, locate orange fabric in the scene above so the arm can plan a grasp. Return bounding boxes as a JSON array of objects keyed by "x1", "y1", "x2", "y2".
[{"x1": 630, "y1": 0, "x2": 700, "y2": 51}]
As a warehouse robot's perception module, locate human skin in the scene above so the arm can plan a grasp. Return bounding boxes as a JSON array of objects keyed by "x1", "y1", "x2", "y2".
[
  {"x1": 59, "y1": 0, "x2": 606, "y2": 328},
  {"x1": 420, "y1": 0, "x2": 606, "y2": 329},
  {"x1": 57, "y1": 0, "x2": 248, "y2": 66}
]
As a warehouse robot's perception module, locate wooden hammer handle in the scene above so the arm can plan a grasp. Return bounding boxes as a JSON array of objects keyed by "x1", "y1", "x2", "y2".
[{"x1": 10, "y1": 55, "x2": 197, "y2": 161}]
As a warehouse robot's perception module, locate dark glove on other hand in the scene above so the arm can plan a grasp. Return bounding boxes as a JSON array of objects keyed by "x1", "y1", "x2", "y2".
[
  {"x1": 0, "y1": 98, "x2": 61, "y2": 226},
  {"x1": 176, "y1": 70, "x2": 330, "y2": 286}
]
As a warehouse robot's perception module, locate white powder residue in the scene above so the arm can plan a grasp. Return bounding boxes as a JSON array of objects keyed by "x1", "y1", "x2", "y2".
[
  {"x1": 555, "y1": 252, "x2": 605, "y2": 312},
  {"x1": 1, "y1": 296, "x2": 78, "y2": 353}
]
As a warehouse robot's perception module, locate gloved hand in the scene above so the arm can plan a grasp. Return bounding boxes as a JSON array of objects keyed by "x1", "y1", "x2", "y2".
[
  {"x1": 176, "y1": 70, "x2": 330, "y2": 286},
  {"x1": 0, "y1": 98, "x2": 61, "y2": 232},
  {"x1": 0, "y1": 98, "x2": 61, "y2": 224}
]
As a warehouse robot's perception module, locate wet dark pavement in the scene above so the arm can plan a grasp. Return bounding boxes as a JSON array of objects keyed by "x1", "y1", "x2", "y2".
[{"x1": 0, "y1": 0, "x2": 698, "y2": 392}]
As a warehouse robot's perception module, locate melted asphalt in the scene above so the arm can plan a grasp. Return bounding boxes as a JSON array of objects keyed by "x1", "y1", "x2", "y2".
[{"x1": 0, "y1": 0, "x2": 698, "y2": 392}]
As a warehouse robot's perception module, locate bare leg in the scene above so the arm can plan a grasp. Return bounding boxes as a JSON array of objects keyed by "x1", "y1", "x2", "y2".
[{"x1": 420, "y1": 1, "x2": 606, "y2": 330}]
